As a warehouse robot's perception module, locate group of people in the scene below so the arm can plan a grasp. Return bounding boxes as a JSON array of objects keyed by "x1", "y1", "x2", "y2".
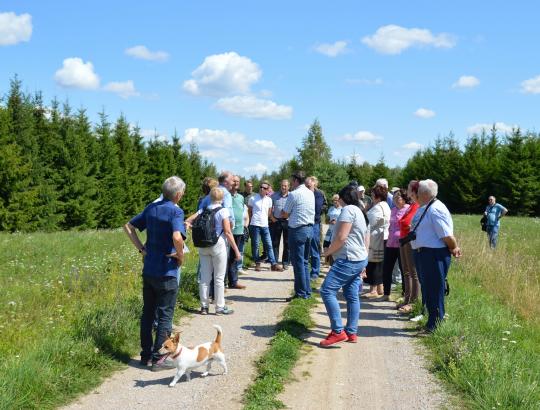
[{"x1": 123, "y1": 171, "x2": 466, "y2": 367}]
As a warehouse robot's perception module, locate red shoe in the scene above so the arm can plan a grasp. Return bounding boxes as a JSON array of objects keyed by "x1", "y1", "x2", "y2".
[
  {"x1": 319, "y1": 330, "x2": 348, "y2": 347},
  {"x1": 345, "y1": 332, "x2": 358, "y2": 343}
]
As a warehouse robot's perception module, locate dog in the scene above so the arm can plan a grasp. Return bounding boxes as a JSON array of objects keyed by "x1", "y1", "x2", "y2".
[{"x1": 158, "y1": 324, "x2": 227, "y2": 387}]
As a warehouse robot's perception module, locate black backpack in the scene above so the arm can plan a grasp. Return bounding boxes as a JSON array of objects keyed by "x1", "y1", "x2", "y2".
[{"x1": 192, "y1": 207, "x2": 223, "y2": 248}]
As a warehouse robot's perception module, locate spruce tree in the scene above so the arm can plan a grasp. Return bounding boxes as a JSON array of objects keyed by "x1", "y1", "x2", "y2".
[{"x1": 297, "y1": 119, "x2": 332, "y2": 176}]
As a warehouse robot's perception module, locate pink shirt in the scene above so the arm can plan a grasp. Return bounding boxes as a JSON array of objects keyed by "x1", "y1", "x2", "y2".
[{"x1": 387, "y1": 204, "x2": 410, "y2": 248}]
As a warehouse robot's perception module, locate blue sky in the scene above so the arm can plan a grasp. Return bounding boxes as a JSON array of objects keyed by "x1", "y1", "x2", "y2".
[{"x1": 1, "y1": 1, "x2": 539, "y2": 176}]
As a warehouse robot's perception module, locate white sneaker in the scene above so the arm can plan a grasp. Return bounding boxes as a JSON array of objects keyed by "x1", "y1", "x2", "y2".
[
  {"x1": 238, "y1": 269, "x2": 247, "y2": 275},
  {"x1": 410, "y1": 314, "x2": 424, "y2": 322}
]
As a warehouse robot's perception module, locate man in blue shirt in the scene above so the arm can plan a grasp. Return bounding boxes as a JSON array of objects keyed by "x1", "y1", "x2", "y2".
[
  {"x1": 124, "y1": 176, "x2": 186, "y2": 371},
  {"x1": 484, "y1": 196, "x2": 508, "y2": 249},
  {"x1": 306, "y1": 176, "x2": 326, "y2": 280}
]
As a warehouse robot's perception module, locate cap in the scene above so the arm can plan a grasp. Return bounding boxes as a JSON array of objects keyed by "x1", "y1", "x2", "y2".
[{"x1": 357, "y1": 185, "x2": 365, "y2": 192}]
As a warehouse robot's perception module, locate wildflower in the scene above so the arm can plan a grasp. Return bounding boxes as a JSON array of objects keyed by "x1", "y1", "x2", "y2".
[
  {"x1": 502, "y1": 338, "x2": 508, "y2": 341},
  {"x1": 502, "y1": 330, "x2": 510, "y2": 335},
  {"x1": 8, "y1": 301, "x2": 16, "y2": 306},
  {"x1": 94, "y1": 348, "x2": 100, "y2": 354},
  {"x1": 509, "y1": 340, "x2": 517, "y2": 344}
]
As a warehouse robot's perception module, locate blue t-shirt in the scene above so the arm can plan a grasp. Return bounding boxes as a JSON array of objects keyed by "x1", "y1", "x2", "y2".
[
  {"x1": 130, "y1": 199, "x2": 186, "y2": 278},
  {"x1": 485, "y1": 203, "x2": 506, "y2": 227}
]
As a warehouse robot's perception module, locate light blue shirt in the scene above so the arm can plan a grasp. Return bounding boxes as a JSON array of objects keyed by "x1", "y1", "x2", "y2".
[
  {"x1": 283, "y1": 184, "x2": 315, "y2": 228},
  {"x1": 485, "y1": 203, "x2": 506, "y2": 227},
  {"x1": 411, "y1": 199, "x2": 453, "y2": 249},
  {"x1": 219, "y1": 185, "x2": 235, "y2": 228},
  {"x1": 271, "y1": 191, "x2": 289, "y2": 218}
]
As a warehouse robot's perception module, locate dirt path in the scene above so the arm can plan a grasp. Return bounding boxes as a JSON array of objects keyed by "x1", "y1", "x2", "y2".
[
  {"x1": 64, "y1": 265, "x2": 293, "y2": 410},
  {"x1": 278, "y1": 283, "x2": 450, "y2": 410}
]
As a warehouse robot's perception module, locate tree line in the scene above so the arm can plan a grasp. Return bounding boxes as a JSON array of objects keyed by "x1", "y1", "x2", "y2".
[
  {"x1": 0, "y1": 78, "x2": 216, "y2": 232},
  {"x1": 264, "y1": 120, "x2": 540, "y2": 216},
  {"x1": 1, "y1": 78, "x2": 538, "y2": 233}
]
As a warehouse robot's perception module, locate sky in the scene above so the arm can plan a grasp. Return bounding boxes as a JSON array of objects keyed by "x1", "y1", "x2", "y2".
[{"x1": 1, "y1": 1, "x2": 539, "y2": 176}]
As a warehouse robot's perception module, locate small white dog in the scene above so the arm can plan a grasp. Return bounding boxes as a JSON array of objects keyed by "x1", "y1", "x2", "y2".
[{"x1": 158, "y1": 324, "x2": 227, "y2": 387}]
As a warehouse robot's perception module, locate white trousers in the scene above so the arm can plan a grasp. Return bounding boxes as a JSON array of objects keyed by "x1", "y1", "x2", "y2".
[{"x1": 198, "y1": 237, "x2": 227, "y2": 309}]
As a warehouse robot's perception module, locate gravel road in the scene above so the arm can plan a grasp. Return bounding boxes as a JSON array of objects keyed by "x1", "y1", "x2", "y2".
[
  {"x1": 63, "y1": 265, "x2": 293, "y2": 410},
  {"x1": 278, "y1": 287, "x2": 450, "y2": 410}
]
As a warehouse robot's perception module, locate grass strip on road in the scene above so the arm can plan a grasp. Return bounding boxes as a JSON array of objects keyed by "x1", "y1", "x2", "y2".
[{"x1": 243, "y1": 296, "x2": 317, "y2": 410}]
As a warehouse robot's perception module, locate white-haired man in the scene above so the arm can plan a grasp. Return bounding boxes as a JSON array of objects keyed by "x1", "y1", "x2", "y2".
[
  {"x1": 124, "y1": 176, "x2": 186, "y2": 370},
  {"x1": 411, "y1": 179, "x2": 461, "y2": 333}
]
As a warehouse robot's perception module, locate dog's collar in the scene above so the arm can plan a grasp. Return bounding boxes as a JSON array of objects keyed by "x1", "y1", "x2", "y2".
[{"x1": 172, "y1": 347, "x2": 182, "y2": 359}]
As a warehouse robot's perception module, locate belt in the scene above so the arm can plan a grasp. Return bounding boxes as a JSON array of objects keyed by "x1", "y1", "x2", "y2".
[{"x1": 290, "y1": 223, "x2": 313, "y2": 229}]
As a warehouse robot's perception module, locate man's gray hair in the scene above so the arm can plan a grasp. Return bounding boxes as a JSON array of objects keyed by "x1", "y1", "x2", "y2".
[
  {"x1": 418, "y1": 179, "x2": 438, "y2": 198},
  {"x1": 375, "y1": 178, "x2": 388, "y2": 188},
  {"x1": 218, "y1": 171, "x2": 232, "y2": 184},
  {"x1": 162, "y1": 176, "x2": 186, "y2": 200}
]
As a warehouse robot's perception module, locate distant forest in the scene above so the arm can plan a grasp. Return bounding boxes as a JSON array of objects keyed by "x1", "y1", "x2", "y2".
[{"x1": 1, "y1": 79, "x2": 538, "y2": 232}]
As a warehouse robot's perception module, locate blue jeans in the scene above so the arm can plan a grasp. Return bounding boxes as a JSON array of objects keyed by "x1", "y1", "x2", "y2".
[
  {"x1": 487, "y1": 225, "x2": 499, "y2": 248},
  {"x1": 227, "y1": 234, "x2": 244, "y2": 286},
  {"x1": 288, "y1": 225, "x2": 313, "y2": 298},
  {"x1": 250, "y1": 225, "x2": 277, "y2": 265},
  {"x1": 320, "y1": 258, "x2": 368, "y2": 334},
  {"x1": 415, "y1": 247, "x2": 451, "y2": 331},
  {"x1": 309, "y1": 223, "x2": 321, "y2": 279},
  {"x1": 141, "y1": 275, "x2": 178, "y2": 362}
]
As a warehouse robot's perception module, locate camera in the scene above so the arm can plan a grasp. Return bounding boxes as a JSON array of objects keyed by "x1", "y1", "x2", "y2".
[{"x1": 399, "y1": 231, "x2": 416, "y2": 246}]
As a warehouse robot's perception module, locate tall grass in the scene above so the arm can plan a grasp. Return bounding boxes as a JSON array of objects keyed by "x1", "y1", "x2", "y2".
[
  {"x1": 0, "y1": 230, "x2": 199, "y2": 410},
  {"x1": 421, "y1": 215, "x2": 540, "y2": 409}
]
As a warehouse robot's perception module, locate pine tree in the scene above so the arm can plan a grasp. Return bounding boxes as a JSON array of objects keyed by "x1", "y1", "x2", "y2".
[{"x1": 297, "y1": 119, "x2": 332, "y2": 176}]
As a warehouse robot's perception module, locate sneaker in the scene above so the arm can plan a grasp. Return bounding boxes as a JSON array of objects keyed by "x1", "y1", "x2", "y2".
[
  {"x1": 410, "y1": 314, "x2": 424, "y2": 322},
  {"x1": 200, "y1": 306, "x2": 209, "y2": 315},
  {"x1": 319, "y1": 330, "x2": 348, "y2": 347},
  {"x1": 345, "y1": 332, "x2": 358, "y2": 343},
  {"x1": 216, "y1": 306, "x2": 234, "y2": 315},
  {"x1": 229, "y1": 283, "x2": 246, "y2": 289}
]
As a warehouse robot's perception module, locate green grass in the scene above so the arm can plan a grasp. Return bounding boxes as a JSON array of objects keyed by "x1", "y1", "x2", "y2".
[
  {"x1": 0, "y1": 230, "x2": 199, "y2": 410},
  {"x1": 417, "y1": 215, "x2": 540, "y2": 409},
  {"x1": 243, "y1": 296, "x2": 318, "y2": 410}
]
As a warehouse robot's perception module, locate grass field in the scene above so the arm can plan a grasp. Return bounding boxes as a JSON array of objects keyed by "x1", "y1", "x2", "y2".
[
  {"x1": 1, "y1": 216, "x2": 539, "y2": 409},
  {"x1": 0, "y1": 230, "x2": 199, "y2": 410},
  {"x1": 420, "y1": 215, "x2": 540, "y2": 409}
]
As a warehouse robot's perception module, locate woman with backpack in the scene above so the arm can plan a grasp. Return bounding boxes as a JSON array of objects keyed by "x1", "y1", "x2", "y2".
[{"x1": 186, "y1": 187, "x2": 240, "y2": 315}]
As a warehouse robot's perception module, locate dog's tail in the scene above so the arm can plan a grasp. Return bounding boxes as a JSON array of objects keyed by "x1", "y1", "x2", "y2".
[{"x1": 213, "y1": 324, "x2": 223, "y2": 344}]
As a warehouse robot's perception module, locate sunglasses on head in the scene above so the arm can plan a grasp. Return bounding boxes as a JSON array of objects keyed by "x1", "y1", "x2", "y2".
[{"x1": 261, "y1": 185, "x2": 269, "y2": 190}]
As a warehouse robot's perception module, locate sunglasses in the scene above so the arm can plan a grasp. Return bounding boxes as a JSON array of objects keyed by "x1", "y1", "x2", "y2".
[{"x1": 260, "y1": 186, "x2": 269, "y2": 190}]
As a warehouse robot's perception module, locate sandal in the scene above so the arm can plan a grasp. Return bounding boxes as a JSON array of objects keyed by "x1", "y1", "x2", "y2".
[{"x1": 398, "y1": 304, "x2": 413, "y2": 313}]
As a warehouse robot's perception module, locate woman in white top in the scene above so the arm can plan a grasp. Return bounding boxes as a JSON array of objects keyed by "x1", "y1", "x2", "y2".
[
  {"x1": 363, "y1": 185, "x2": 391, "y2": 298},
  {"x1": 187, "y1": 187, "x2": 240, "y2": 315}
]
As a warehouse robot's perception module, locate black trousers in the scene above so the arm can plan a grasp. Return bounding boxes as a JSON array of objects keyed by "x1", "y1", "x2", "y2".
[
  {"x1": 382, "y1": 247, "x2": 402, "y2": 296},
  {"x1": 270, "y1": 219, "x2": 289, "y2": 265}
]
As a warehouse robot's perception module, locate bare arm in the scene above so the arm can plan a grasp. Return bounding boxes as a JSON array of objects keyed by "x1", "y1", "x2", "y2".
[
  {"x1": 501, "y1": 207, "x2": 508, "y2": 217},
  {"x1": 324, "y1": 222, "x2": 352, "y2": 256},
  {"x1": 123, "y1": 223, "x2": 146, "y2": 256},
  {"x1": 222, "y1": 219, "x2": 241, "y2": 260},
  {"x1": 442, "y1": 235, "x2": 462, "y2": 258}
]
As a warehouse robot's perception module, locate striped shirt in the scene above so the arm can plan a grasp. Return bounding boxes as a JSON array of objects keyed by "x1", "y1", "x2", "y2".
[{"x1": 283, "y1": 184, "x2": 315, "y2": 228}]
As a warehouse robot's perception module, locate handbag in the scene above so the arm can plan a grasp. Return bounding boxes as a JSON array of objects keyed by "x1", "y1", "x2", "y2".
[
  {"x1": 480, "y1": 215, "x2": 487, "y2": 232},
  {"x1": 399, "y1": 199, "x2": 436, "y2": 246}
]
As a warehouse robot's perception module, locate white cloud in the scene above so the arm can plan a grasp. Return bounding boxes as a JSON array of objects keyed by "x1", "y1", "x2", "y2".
[
  {"x1": 521, "y1": 75, "x2": 540, "y2": 94},
  {"x1": 214, "y1": 95, "x2": 293, "y2": 120},
  {"x1": 314, "y1": 40, "x2": 349, "y2": 57},
  {"x1": 103, "y1": 80, "x2": 140, "y2": 99},
  {"x1": 0, "y1": 12, "x2": 32, "y2": 46},
  {"x1": 125, "y1": 45, "x2": 169, "y2": 62},
  {"x1": 344, "y1": 153, "x2": 365, "y2": 163},
  {"x1": 183, "y1": 52, "x2": 262, "y2": 97},
  {"x1": 403, "y1": 142, "x2": 424, "y2": 150},
  {"x1": 414, "y1": 108, "x2": 436, "y2": 118},
  {"x1": 54, "y1": 57, "x2": 100, "y2": 90},
  {"x1": 244, "y1": 163, "x2": 268, "y2": 175},
  {"x1": 362, "y1": 25, "x2": 456, "y2": 55},
  {"x1": 182, "y1": 128, "x2": 285, "y2": 164},
  {"x1": 341, "y1": 131, "x2": 383, "y2": 142},
  {"x1": 345, "y1": 78, "x2": 383, "y2": 86},
  {"x1": 467, "y1": 122, "x2": 516, "y2": 135},
  {"x1": 453, "y1": 75, "x2": 480, "y2": 88}
]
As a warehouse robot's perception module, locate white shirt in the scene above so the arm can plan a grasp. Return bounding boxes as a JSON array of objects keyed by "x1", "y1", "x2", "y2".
[
  {"x1": 248, "y1": 194, "x2": 272, "y2": 227},
  {"x1": 367, "y1": 201, "x2": 391, "y2": 240}
]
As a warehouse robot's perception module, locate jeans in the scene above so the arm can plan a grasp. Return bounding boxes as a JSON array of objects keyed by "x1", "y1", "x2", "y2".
[
  {"x1": 309, "y1": 223, "x2": 321, "y2": 279},
  {"x1": 270, "y1": 220, "x2": 289, "y2": 265},
  {"x1": 289, "y1": 225, "x2": 313, "y2": 298},
  {"x1": 227, "y1": 234, "x2": 244, "y2": 286},
  {"x1": 320, "y1": 258, "x2": 368, "y2": 334},
  {"x1": 140, "y1": 275, "x2": 179, "y2": 362},
  {"x1": 415, "y1": 247, "x2": 451, "y2": 331},
  {"x1": 250, "y1": 225, "x2": 277, "y2": 265},
  {"x1": 487, "y1": 225, "x2": 499, "y2": 248}
]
